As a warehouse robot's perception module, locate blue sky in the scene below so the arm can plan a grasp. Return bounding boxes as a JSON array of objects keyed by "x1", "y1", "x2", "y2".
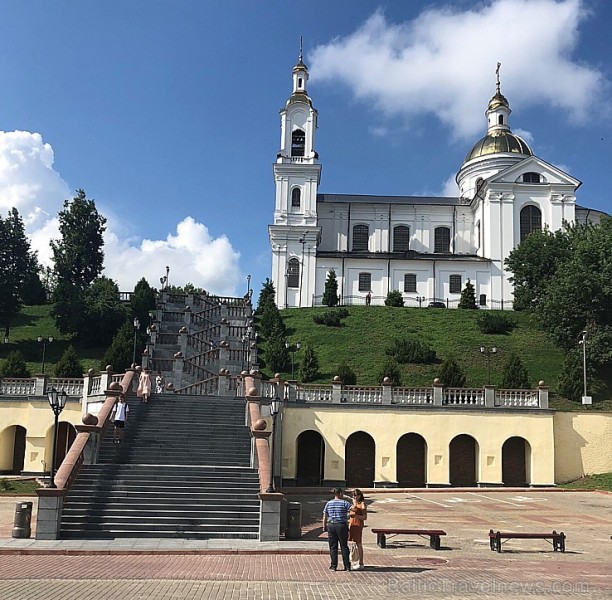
[{"x1": 0, "y1": 0, "x2": 610, "y2": 296}]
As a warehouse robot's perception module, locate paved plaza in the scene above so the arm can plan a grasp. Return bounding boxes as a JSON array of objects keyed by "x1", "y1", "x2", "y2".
[{"x1": 0, "y1": 489, "x2": 610, "y2": 599}]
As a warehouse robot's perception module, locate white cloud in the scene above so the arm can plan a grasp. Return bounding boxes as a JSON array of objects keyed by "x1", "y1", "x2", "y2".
[
  {"x1": 441, "y1": 173, "x2": 459, "y2": 197},
  {"x1": 514, "y1": 128, "x2": 535, "y2": 146},
  {"x1": 0, "y1": 130, "x2": 242, "y2": 295},
  {"x1": 310, "y1": 0, "x2": 606, "y2": 139}
]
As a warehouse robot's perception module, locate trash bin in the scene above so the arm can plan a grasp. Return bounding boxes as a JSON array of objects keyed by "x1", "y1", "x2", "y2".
[
  {"x1": 285, "y1": 501, "x2": 302, "y2": 540},
  {"x1": 12, "y1": 501, "x2": 32, "y2": 538}
]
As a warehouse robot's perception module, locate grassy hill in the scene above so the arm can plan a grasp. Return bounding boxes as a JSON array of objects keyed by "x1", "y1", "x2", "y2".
[
  {"x1": 0, "y1": 305, "x2": 106, "y2": 375},
  {"x1": 272, "y1": 306, "x2": 611, "y2": 411}
]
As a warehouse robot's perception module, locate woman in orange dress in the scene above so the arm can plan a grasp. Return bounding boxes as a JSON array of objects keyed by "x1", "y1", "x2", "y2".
[
  {"x1": 137, "y1": 368, "x2": 152, "y2": 403},
  {"x1": 348, "y1": 488, "x2": 367, "y2": 569}
]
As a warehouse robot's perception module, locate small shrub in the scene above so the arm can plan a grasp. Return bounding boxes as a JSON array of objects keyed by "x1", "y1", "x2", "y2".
[
  {"x1": 0, "y1": 478, "x2": 10, "y2": 492},
  {"x1": 335, "y1": 363, "x2": 357, "y2": 385},
  {"x1": 384, "y1": 290, "x2": 404, "y2": 307},
  {"x1": 377, "y1": 359, "x2": 402, "y2": 386},
  {"x1": 501, "y1": 353, "x2": 530, "y2": 389},
  {"x1": 477, "y1": 312, "x2": 516, "y2": 334},
  {"x1": 385, "y1": 338, "x2": 436, "y2": 364},
  {"x1": 313, "y1": 308, "x2": 349, "y2": 327},
  {"x1": 299, "y1": 345, "x2": 319, "y2": 383},
  {"x1": 0, "y1": 350, "x2": 30, "y2": 378},
  {"x1": 458, "y1": 279, "x2": 477, "y2": 309},
  {"x1": 322, "y1": 270, "x2": 340, "y2": 307},
  {"x1": 54, "y1": 346, "x2": 84, "y2": 378},
  {"x1": 438, "y1": 358, "x2": 466, "y2": 387}
]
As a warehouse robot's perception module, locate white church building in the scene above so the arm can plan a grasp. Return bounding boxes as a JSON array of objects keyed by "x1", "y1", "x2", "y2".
[{"x1": 269, "y1": 56, "x2": 603, "y2": 309}]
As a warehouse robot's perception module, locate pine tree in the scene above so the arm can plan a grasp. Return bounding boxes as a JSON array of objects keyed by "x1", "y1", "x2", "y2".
[
  {"x1": 0, "y1": 350, "x2": 30, "y2": 378},
  {"x1": 458, "y1": 279, "x2": 477, "y2": 309},
  {"x1": 322, "y1": 270, "x2": 339, "y2": 307},
  {"x1": 438, "y1": 358, "x2": 466, "y2": 387},
  {"x1": 264, "y1": 334, "x2": 290, "y2": 373},
  {"x1": 54, "y1": 346, "x2": 84, "y2": 378},
  {"x1": 256, "y1": 278, "x2": 276, "y2": 314},
  {"x1": 101, "y1": 321, "x2": 135, "y2": 372},
  {"x1": 501, "y1": 353, "x2": 530, "y2": 389},
  {"x1": 377, "y1": 359, "x2": 402, "y2": 386},
  {"x1": 299, "y1": 345, "x2": 319, "y2": 382},
  {"x1": 130, "y1": 278, "x2": 157, "y2": 329}
]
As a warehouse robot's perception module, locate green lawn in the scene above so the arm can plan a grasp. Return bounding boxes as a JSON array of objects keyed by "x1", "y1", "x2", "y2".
[
  {"x1": 0, "y1": 478, "x2": 39, "y2": 495},
  {"x1": 273, "y1": 306, "x2": 611, "y2": 410},
  {"x1": 0, "y1": 305, "x2": 106, "y2": 375},
  {"x1": 560, "y1": 473, "x2": 612, "y2": 492}
]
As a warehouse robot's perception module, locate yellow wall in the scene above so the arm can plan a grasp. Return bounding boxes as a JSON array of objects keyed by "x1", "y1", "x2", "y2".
[
  {"x1": 281, "y1": 407, "x2": 556, "y2": 486},
  {"x1": 0, "y1": 399, "x2": 82, "y2": 473},
  {"x1": 553, "y1": 411, "x2": 612, "y2": 483}
]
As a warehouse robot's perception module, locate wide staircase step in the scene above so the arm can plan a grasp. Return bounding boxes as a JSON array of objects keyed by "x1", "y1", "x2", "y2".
[{"x1": 60, "y1": 392, "x2": 260, "y2": 540}]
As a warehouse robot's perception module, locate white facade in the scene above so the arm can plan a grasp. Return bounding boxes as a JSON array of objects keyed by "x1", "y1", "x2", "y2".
[{"x1": 269, "y1": 59, "x2": 603, "y2": 309}]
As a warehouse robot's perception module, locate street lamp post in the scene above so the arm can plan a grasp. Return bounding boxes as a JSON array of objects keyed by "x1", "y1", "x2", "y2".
[
  {"x1": 285, "y1": 341, "x2": 301, "y2": 379},
  {"x1": 416, "y1": 296, "x2": 426, "y2": 308},
  {"x1": 132, "y1": 317, "x2": 140, "y2": 366},
  {"x1": 479, "y1": 346, "x2": 498, "y2": 385},
  {"x1": 246, "y1": 274, "x2": 251, "y2": 298},
  {"x1": 266, "y1": 395, "x2": 282, "y2": 493},
  {"x1": 37, "y1": 336, "x2": 53, "y2": 374},
  {"x1": 298, "y1": 233, "x2": 308, "y2": 308},
  {"x1": 579, "y1": 331, "x2": 591, "y2": 405},
  {"x1": 46, "y1": 387, "x2": 68, "y2": 488}
]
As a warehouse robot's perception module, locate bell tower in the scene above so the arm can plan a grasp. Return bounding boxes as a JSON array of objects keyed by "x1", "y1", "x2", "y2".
[{"x1": 269, "y1": 39, "x2": 321, "y2": 308}]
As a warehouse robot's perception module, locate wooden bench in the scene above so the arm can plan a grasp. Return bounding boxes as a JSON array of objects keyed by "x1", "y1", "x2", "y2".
[
  {"x1": 371, "y1": 528, "x2": 446, "y2": 550},
  {"x1": 488, "y1": 529, "x2": 566, "y2": 553}
]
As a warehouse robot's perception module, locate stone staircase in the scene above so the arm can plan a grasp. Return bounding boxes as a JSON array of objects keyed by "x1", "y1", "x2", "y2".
[{"x1": 60, "y1": 393, "x2": 260, "y2": 539}]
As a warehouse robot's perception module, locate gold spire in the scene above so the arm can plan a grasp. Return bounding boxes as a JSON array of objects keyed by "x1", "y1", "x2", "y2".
[{"x1": 299, "y1": 35, "x2": 303, "y2": 64}]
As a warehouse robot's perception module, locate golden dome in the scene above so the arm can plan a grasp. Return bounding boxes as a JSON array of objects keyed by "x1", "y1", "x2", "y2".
[
  {"x1": 488, "y1": 92, "x2": 509, "y2": 111},
  {"x1": 465, "y1": 129, "x2": 532, "y2": 162}
]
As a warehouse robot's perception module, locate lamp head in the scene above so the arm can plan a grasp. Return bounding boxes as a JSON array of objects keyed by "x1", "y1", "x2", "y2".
[
  {"x1": 296, "y1": 342, "x2": 301, "y2": 350},
  {"x1": 285, "y1": 341, "x2": 289, "y2": 349}
]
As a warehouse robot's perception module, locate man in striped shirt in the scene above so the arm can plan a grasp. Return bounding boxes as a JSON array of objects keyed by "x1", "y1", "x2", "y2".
[{"x1": 322, "y1": 488, "x2": 352, "y2": 571}]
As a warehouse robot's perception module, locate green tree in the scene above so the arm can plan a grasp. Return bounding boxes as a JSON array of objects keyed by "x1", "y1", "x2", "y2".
[
  {"x1": 299, "y1": 345, "x2": 319, "y2": 382},
  {"x1": 0, "y1": 208, "x2": 39, "y2": 333},
  {"x1": 377, "y1": 359, "x2": 402, "y2": 386},
  {"x1": 335, "y1": 363, "x2": 357, "y2": 385},
  {"x1": 458, "y1": 279, "x2": 477, "y2": 309},
  {"x1": 505, "y1": 226, "x2": 572, "y2": 311},
  {"x1": 54, "y1": 346, "x2": 84, "y2": 378},
  {"x1": 557, "y1": 350, "x2": 587, "y2": 402},
  {"x1": 101, "y1": 321, "x2": 135, "y2": 372},
  {"x1": 130, "y1": 278, "x2": 157, "y2": 329},
  {"x1": 51, "y1": 189, "x2": 107, "y2": 336},
  {"x1": 264, "y1": 334, "x2": 290, "y2": 373},
  {"x1": 256, "y1": 278, "x2": 276, "y2": 314},
  {"x1": 21, "y1": 266, "x2": 48, "y2": 305},
  {"x1": 385, "y1": 290, "x2": 404, "y2": 307},
  {"x1": 438, "y1": 358, "x2": 466, "y2": 387},
  {"x1": 500, "y1": 353, "x2": 530, "y2": 389},
  {"x1": 0, "y1": 350, "x2": 30, "y2": 378},
  {"x1": 259, "y1": 303, "x2": 286, "y2": 340},
  {"x1": 322, "y1": 269, "x2": 339, "y2": 307},
  {"x1": 80, "y1": 277, "x2": 127, "y2": 346}
]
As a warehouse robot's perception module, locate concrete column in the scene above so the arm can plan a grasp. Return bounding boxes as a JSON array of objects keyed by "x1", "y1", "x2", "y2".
[
  {"x1": 35, "y1": 494, "x2": 64, "y2": 540},
  {"x1": 382, "y1": 379, "x2": 393, "y2": 405},
  {"x1": 259, "y1": 496, "x2": 283, "y2": 541},
  {"x1": 172, "y1": 355, "x2": 184, "y2": 388},
  {"x1": 183, "y1": 306, "x2": 191, "y2": 330},
  {"x1": 484, "y1": 385, "x2": 496, "y2": 408},
  {"x1": 218, "y1": 373, "x2": 230, "y2": 396},
  {"x1": 332, "y1": 378, "x2": 342, "y2": 404},
  {"x1": 538, "y1": 382, "x2": 549, "y2": 409},
  {"x1": 178, "y1": 327, "x2": 188, "y2": 356},
  {"x1": 432, "y1": 379, "x2": 444, "y2": 406},
  {"x1": 34, "y1": 375, "x2": 48, "y2": 396},
  {"x1": 100, "y1": 369, "x2": 112, "y2": 393}
]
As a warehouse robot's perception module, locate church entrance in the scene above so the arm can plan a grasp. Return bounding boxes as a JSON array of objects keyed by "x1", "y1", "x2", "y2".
[
  {"x1": 396, "y1": 433, "x2": 427, "y2": 487},
  {"x1": 345, "y1": 432, "x2": 375, "y2": 488},
  {"x1": 449, "y1": 434, "x2": 478, "y2": 487},
  {"x1": 502, "y1": 437, "x2": 530, "y2": 486},
  {"x1": 296, "y1": 430, "x2": 325, "y2": 486}
]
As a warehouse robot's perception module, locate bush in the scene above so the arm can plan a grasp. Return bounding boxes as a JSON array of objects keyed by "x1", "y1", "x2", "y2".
[
  {"x1": 322, "y1": 270, "x2": 340, "y2": 307},
  {"x1": 385, "y1": 338, "x2": 436, "y2": 364},
  {"x1": 477, "y1": 312, "x2": 516, "y2": 334},
  {"x1": 54, "y1": 346, "x2": 84, "y2": 378},
  {"x1": 335, "y1": 363, "x2": 357, "y2": 385},
  {"x1": 458, "y1": 279, "x2": 477, "y2": 309},
  {"x1": 384, "y1": 290, "x2": 404, "y2": 307},
  {"x1": 376, "y1": 359, "x2": 402, "y2": 386},
  {"x1": 299, "y1": 345, "x2": 319, "y2": 382},
  {"x1": 313, "y1": 308, "x2": 349, "y2": 327},
  {"x1": 501, "y1": 353, "x2": 530, "y2": 389},
  {"x1": 0, "y1": 350, "x2": 30, "y2": 378},
  {"x1": 438, "y1": 358, "x2": 466, "y2": 387}
]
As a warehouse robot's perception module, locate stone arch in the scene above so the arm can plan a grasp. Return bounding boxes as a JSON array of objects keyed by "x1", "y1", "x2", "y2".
[
  {"x1": 296, "y1": 430, "x2": 325, "y2": 486},
  {"x1": 396, "y1": 433, "x2": 427, "y2": 487},
  {"x1": 449, "y1": 434, "x2": 479, "y2": 487},
  {"x1": 0, "y1": 425, "x2": 26, "y2": 474},
  {"x1": 345, "y1": 431, "x2": 375, "y2": 488},
  {"x1": 502, "y1": 436, "x2": 532, "y2": 486}
]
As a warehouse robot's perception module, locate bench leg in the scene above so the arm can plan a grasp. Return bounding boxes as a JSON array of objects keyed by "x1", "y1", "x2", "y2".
[
  {"x1": 489, "y1": 530, "x2": 496, "y2": 552},
  {"x1": 430, "y1": 535, "x2": 441, "y2": 550},
  {"x1": 560, "y1": 533, "x2": 566, "y2": 552},
  {"x1": 377, "y1": 533, "x2": 386, "y2": 549}
]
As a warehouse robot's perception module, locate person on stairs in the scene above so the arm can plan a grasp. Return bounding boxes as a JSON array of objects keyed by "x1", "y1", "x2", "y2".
[
  {"x1": 137, "y1": 367, "x2": 152, "y2": 403},
  {"x1": 111, "y1": 394, "x2": 129, "y2": 443},
  {"x1": 155, "y1": 370, "x2": 164, "y2": 394}
]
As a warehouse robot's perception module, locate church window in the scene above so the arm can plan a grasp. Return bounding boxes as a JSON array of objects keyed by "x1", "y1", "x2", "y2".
[
  {"x1": 393, "y1": 226, "x2": 410, "y2": 252},
  {"x1": 479, "y1": 294, "x2": 487, "y2": 306},
  {"x1": 291, "y1": 188, "x2": 301, "y2": 208},
  {"x1": 358, "y1": 272, "x2": 371, "y2": 292},
  {"x1": 522, "y1": 172, "x2": 541, "y2": 183},
  {"x1": 476, "y1": 221, "x2": 481, "y2": 249},
  {"x1": 434, "y1": 227, "x2": 451, "y2": 253},
  {"x1": 449, "y1": 274, "x2": 462, "y2": 294},
  {"x1": 498, "y1": 115, "x2": 504, "y2": 125},
  {"x1": 287, "y1": 258, "x2": 300, "y2": 288},
  {"x1": 298, "y1": 77, "x2": 303, "y2": 88},
  {"x1": 404, "y1": 274, "x2": 417, "y2": 293},
  {"x1": 520, "y1": 205, "x2": 542, "y2": 242},
  {"x1": 352, "y1": 225, "x2": 369, "y2": 251},
  {"x1": 291, "y1": 129, "x2": 305, "y2": 157}
]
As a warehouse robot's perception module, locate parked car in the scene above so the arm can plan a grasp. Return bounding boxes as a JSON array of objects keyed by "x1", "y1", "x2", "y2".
[{"x1": 427, "y1": 301, "x2": 447, "y2": 308}]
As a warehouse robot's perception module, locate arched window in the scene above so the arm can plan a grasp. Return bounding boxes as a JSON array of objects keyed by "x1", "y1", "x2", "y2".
[
  {"x1": 520, "y1": 205, "x2": 542, "y2": 242},
  {"x1": 522, "y1": 172, "x2": 541, "y2": 183},
  {"x1": 291, "y1": 129, "x2": 305, "y2": 157},
  {"x1": 434, "y1": 227, "x2": 451, "y2": 253},
  {"x1": 291, "y1": 188, "x2": 301, "y2": 208},
  {"x1": 498, "y1": 115, "x2": 504, "y2": 125},
  {"x1": 287, "y1": 258, "x2": 300, "y2": 288},
  {"x1": 393, "y1": 225, "x2": 410, "y2": 252},
  {"x1": 352, "y1": 225, "x2": 369, "y2": 251}
]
